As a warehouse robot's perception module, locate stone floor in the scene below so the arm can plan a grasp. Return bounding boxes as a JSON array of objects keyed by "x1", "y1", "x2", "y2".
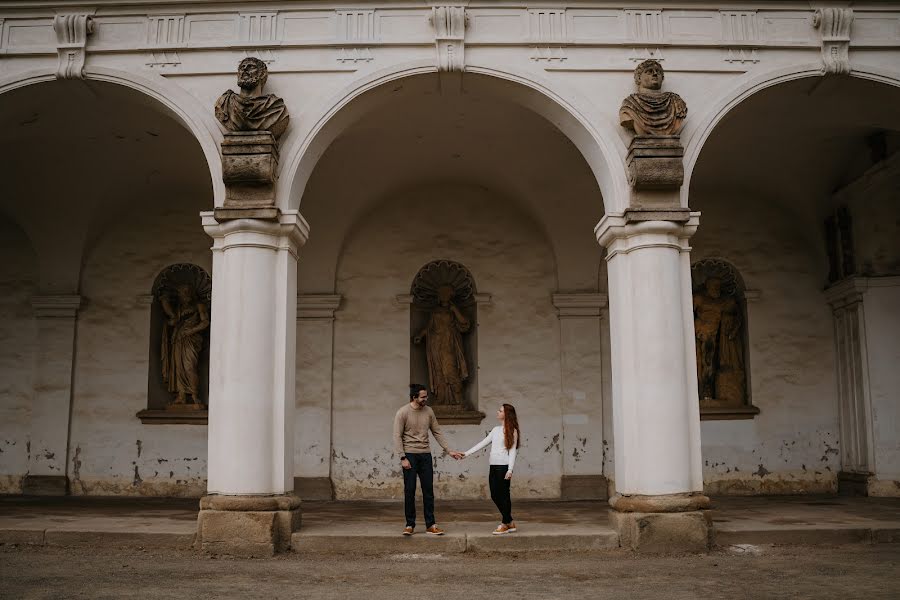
[{"x1": 1, "y1": 495, "x2": 898, "y2": 551}]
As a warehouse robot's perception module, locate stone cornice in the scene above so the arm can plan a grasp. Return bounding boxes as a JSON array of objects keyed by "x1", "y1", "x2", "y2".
[
  {"x1": 297, "y1": 293, "x2": 342, "y2": 320},
  {"x1": 31, "y1": 294, "x2": 82, "y2": 318},
  {"x1": 825, "y1": 276, "x2": 900, "y2": 310},
  {"x1": 552, "y1": 292, "x2": 608, "y2": 318},
  {"x1": 2, "y1": 5, "x2": 899, "y2": 59}
]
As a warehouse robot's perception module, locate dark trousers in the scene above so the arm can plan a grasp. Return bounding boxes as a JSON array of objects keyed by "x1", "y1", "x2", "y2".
[
  {"x1": 403, "y1": 453, "x2": 435, "y2": 528},
  {"x1": 489, "y1": 465, "x2": 514, "y2": 524}
]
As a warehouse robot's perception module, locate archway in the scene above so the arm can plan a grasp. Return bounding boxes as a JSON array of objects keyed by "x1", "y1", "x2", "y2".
[
  {"x1": 687, "y1": 74, "x2": 900, "y2": 496},
  {"x1": 291, "y1": 72, "x2": 612, "y2": 500},
  {"x1": 0, "y1": 76, "x2": 218, "y2": 496}
]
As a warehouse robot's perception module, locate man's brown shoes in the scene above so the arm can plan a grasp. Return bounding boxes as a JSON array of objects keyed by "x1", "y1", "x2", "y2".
[{"x1": 426, "y1": 525, "x2": 445, "y2": 535}]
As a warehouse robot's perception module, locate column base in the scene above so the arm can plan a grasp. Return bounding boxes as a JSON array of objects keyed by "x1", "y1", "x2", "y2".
[
  {"x1": 609, "y1": 493, "x2": 711, "y2": 553},
  {"x1": 197, "y1": 494, "x2": 301, "y2": 557},
  {"x1": 22, "y1": 475, "x2": 68, "y2": 496}
]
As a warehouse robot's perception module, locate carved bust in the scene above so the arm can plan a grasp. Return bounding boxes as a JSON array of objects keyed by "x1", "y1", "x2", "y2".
[
  {"x1": 215, "y1": 57, "x2": 290, "y2": 140},
  {"x1": 619, "y1": 59, "x2": 687, "y2": 137}
]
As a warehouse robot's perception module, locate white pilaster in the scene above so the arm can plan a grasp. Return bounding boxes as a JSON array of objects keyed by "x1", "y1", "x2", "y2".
[
  {"x1": 595, "y1": 213, "x2": 703, "y2": 496},
  {"x1": 27, "y1": 294, "x2": 82, "y2": 490},
  {"x1": 202, "y1": 211, "x2": 309, "y2": 496},
  {"x1": 552, "y1": 293, "x2": 607, "y2": 482}
]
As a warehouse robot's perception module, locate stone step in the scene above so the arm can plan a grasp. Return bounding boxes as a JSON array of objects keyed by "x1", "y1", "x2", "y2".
[
  {"x1": 714, "y1": 526, "x2": 900, "y2": 547},
  {"x1": 0, "y1": 527, "x2": 194, "y2": 548},
  {"x1": 290, "y1": 529, "x2": 620, "y2": 555}
]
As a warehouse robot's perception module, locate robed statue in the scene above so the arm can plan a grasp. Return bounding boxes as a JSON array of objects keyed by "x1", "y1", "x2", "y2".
[
  {"x1": 620, "y1": 59, "x2": 687, "y2": 136},
  {"x1": 160, "y1": 284, "x2": 210, "y2": 407},
  {"x1": 215, "y1": 57, "x2": 290, "y2": 139},
  {"x1": 693, "y1": 276, "x2": 745, "y2": 405},
  {"x1": 414, "y1": 285, "x2": 471, "y2": 407}
]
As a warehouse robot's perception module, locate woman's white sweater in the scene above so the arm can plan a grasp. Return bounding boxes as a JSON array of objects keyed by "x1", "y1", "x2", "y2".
[{"x1": 463, "y1": 426, "x2": 518, "y2": 473}]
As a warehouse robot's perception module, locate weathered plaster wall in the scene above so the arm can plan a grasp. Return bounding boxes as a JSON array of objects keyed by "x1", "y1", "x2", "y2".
[
  {"x1": 70, "y1": 197, "x2": 211, "y2": 497},
  {"x1": 0, "y1": 219, "x2": 37, "y2": 494},
  {"x1": 863, "y1": 282, "x2": 900, "y2": 496},
  {"x1": 329, "y1": 183, "x2": 572, "y2": 499},
  {"x1": 692, "y1": 191, "x2": 840, "y2": 494}
]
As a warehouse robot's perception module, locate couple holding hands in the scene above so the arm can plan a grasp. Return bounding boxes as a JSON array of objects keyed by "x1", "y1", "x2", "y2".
[{"x1": 392, "y1": 384, "x2": 521, "y2": 536}]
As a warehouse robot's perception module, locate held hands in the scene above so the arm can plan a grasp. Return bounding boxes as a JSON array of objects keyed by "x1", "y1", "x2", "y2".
[{"x1": 449, "y1": 451, "x2": 465, "y2": 460}]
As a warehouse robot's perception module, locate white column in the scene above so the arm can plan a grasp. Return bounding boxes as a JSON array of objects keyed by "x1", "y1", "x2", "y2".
[
  {"x1": 595, "y1": 214, "x2": 703, "y2": 497},
  {"x1": 26, "y1": 294, "x2": 82, "y2": 494},
  {"x1": 202, "y1": 211, "x2": 309, "y2": 496}
]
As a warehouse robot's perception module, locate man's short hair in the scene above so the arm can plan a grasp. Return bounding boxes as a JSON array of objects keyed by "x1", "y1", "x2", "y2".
[{"x1": 409, "y1": 383, "x2": 427, "y2": 399}]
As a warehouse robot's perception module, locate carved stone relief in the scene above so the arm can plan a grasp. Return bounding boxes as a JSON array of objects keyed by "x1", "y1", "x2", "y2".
[
  {"x1": 691, "y1": 260, "x2": 756, "y2": 418},
  {"x1": 430, "y1": 6, "x2": 466, "y2": 73},
  {"x1": 814, "y1": 8, "x2": 854, "y2": 76},
  {"x1": 410, "y1": 260, "x2": 483, "y2": 423},
  {"x1": 53, "y1": 14, "x2": 94, "y2": 80}
]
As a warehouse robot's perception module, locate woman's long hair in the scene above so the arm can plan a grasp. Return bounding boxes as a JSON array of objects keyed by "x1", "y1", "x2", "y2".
[{"x1": 502, "y1": 404, "x2": 521, "y2": 451}]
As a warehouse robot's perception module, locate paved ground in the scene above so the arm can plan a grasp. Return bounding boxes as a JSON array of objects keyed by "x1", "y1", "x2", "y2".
[
  {"x1": 2, "y1": 495, "x2": 899, "y2": 550},
  {"x1": 1, "y1": 543, "x2": 899, "y2": 599}
]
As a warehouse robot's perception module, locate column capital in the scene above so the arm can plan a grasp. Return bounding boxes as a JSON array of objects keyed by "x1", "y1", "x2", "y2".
[
  {"x1": 31, "y1": 294, "x2": 82, "y2": 318},
  {"x1": 594, "y1": 212, "x2": 700, "y2": 257},
  {"x1": 201, "y1": 209, "x2": 310, "y2": 258},
  {"x1": 825, "y1": 275, "x2": 900, "y2": 310},
  {"x1": 552, "y1": 293, "x2": 608, "y2": 318},
  {"x1": 297, "y1": 294, "x2": 342, "y2": 320}
]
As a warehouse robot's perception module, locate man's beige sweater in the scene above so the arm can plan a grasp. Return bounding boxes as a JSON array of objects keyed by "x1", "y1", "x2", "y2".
[{"x1": 393, "y1": 403, "x2": 451, "y2": 456}]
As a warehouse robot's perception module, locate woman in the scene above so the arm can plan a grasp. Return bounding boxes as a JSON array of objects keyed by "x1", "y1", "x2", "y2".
[{"x1": 461, "y1": 403, "x2": 521, "y2": 534}]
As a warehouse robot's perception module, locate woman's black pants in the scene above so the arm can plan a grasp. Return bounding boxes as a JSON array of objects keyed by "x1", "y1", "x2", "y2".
[{"x1": 488, "y1": 465, "x2": 513, "y2": 524}]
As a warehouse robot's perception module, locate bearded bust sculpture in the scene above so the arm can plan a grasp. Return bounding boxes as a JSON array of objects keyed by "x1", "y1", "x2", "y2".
[
  {"x1": 619, "y1": 59, "x2": 687, "y2": 137},
  {"x1": 215, "y1": 57, "x2": 289, "y2": 140}
]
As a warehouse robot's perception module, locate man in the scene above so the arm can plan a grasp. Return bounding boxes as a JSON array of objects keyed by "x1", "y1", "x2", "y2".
[
  {"x1": 214, "y1": 56, "x2": 290, "y2": 139},
  {"x1": 393, "y1": 384, "x2": 463, "y2": 536}
]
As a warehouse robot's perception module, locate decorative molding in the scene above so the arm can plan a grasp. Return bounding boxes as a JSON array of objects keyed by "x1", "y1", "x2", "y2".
[
  {"x1": 31, "y1": 294, "x2": 82, "y2": 318},
  {"x1": 337, "y1": 10, "x2": 375, "y2": 43},
  {"x1": 53, "y1": 13, "x2": 94, "y2": 79},
  {"x1": 825, "y1": 276, "x2": 900, "y2": 311},
  {"x1": 530, "y1": 46, "x2": 567, "y2": 63},
  {"x1": 136, "y1": 409, "x2": 207, "y2": 425},
  {"x1": 430, "y1": 6, "x2": 466, "y2": 73},
  {"x1": 625, "y1": 9, "x2": 664, "y2": 44},
  {"x1": 148, "y1": 15, "x2": 185, "y2": 47},
  {"x1": 145, "y1": 51, "x2": 180, "y2": 69},
  {"x1": 724, "y1": 48, "x2": 759, "y2": 64},
  {"x1": 240, "y1": 12, "x2": 278, "y2": 44},
  {"x1": 297, "y1": 294, "x2": 342, "y2": 320},
  {"x1": 814, "y1": 8, "x2": 854, "y2": 75},
  {"x1": 337, "y1": 47, "x2": 373, "y2": 63},
  {"x1": 721, "y1": 10, "x2": 760, "y2": 44},
  {"x1": 528, "y1": 8, "x2": 567, "y2": 44},
  {"x1": 551, "y1": 293, "x2": 608, "y2": 318},
  {"x1": 628, "y1": 47, "x2": 665, "y2": 63}
]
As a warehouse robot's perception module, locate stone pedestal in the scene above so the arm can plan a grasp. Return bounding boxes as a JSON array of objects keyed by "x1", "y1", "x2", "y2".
[
  {"x1": 609, "y1": 493, "x2": 710, "y2": 552},
  {"x1": 219, "y1": 131, "x2": 279, "y2": 212},
  {"x1": 626, "y1": 136, "x2": 684, "y2": 190},
  {"x1": 597, "y1": 213, "x2": 708, "y2": 552},
  {"x1": 197, "y1": 494, "x2": 301, "y2": 557}
]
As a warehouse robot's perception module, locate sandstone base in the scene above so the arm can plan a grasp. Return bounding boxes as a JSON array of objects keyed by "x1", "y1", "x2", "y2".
[
  {"x1": 22, "y1": 475, "x2": 68, "y2": 496},
  {"x1": 196, "y1": 494, "x2": 301, "y2": 557},
  {"x1": 609, "y1": 509, "x2": 711, "y2": 553}
]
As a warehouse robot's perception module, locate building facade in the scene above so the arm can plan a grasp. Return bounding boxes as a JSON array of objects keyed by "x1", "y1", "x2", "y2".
[{"x1": 1, "y1": 1, "x2": 898, "y2": 551}]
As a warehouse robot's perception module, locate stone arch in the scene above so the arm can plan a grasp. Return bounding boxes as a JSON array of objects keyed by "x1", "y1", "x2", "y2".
[
  {"x1": 281, "y1": 60, "x2": 627, "y2": 214},
  {"x1": 681, "y1": 62, "x2": 900, "y2": 206},
  {"x1": 0, "y1": 66, "x2": 225, "y2": 207}
]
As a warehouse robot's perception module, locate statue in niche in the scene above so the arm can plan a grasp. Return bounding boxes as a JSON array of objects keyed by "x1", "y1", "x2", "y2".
[
  {"x1": 619, "y1": 59, "x2": 688, "y2": 137},
  {"x1": 411, "y1": 261, "x2": 477, "y2": 410},
  {"x1": 692, "y1": 262, "x2": 747, "y2": 407},
  {"x1": 157, "y1": 272, "x2": 211, "y2": 409},
  {"x1": 414, "y1": 285, "x2": 471, "y2": 408},
  {"x1": 214, "y1": 57, "x2": 290, "y2": 139}
]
